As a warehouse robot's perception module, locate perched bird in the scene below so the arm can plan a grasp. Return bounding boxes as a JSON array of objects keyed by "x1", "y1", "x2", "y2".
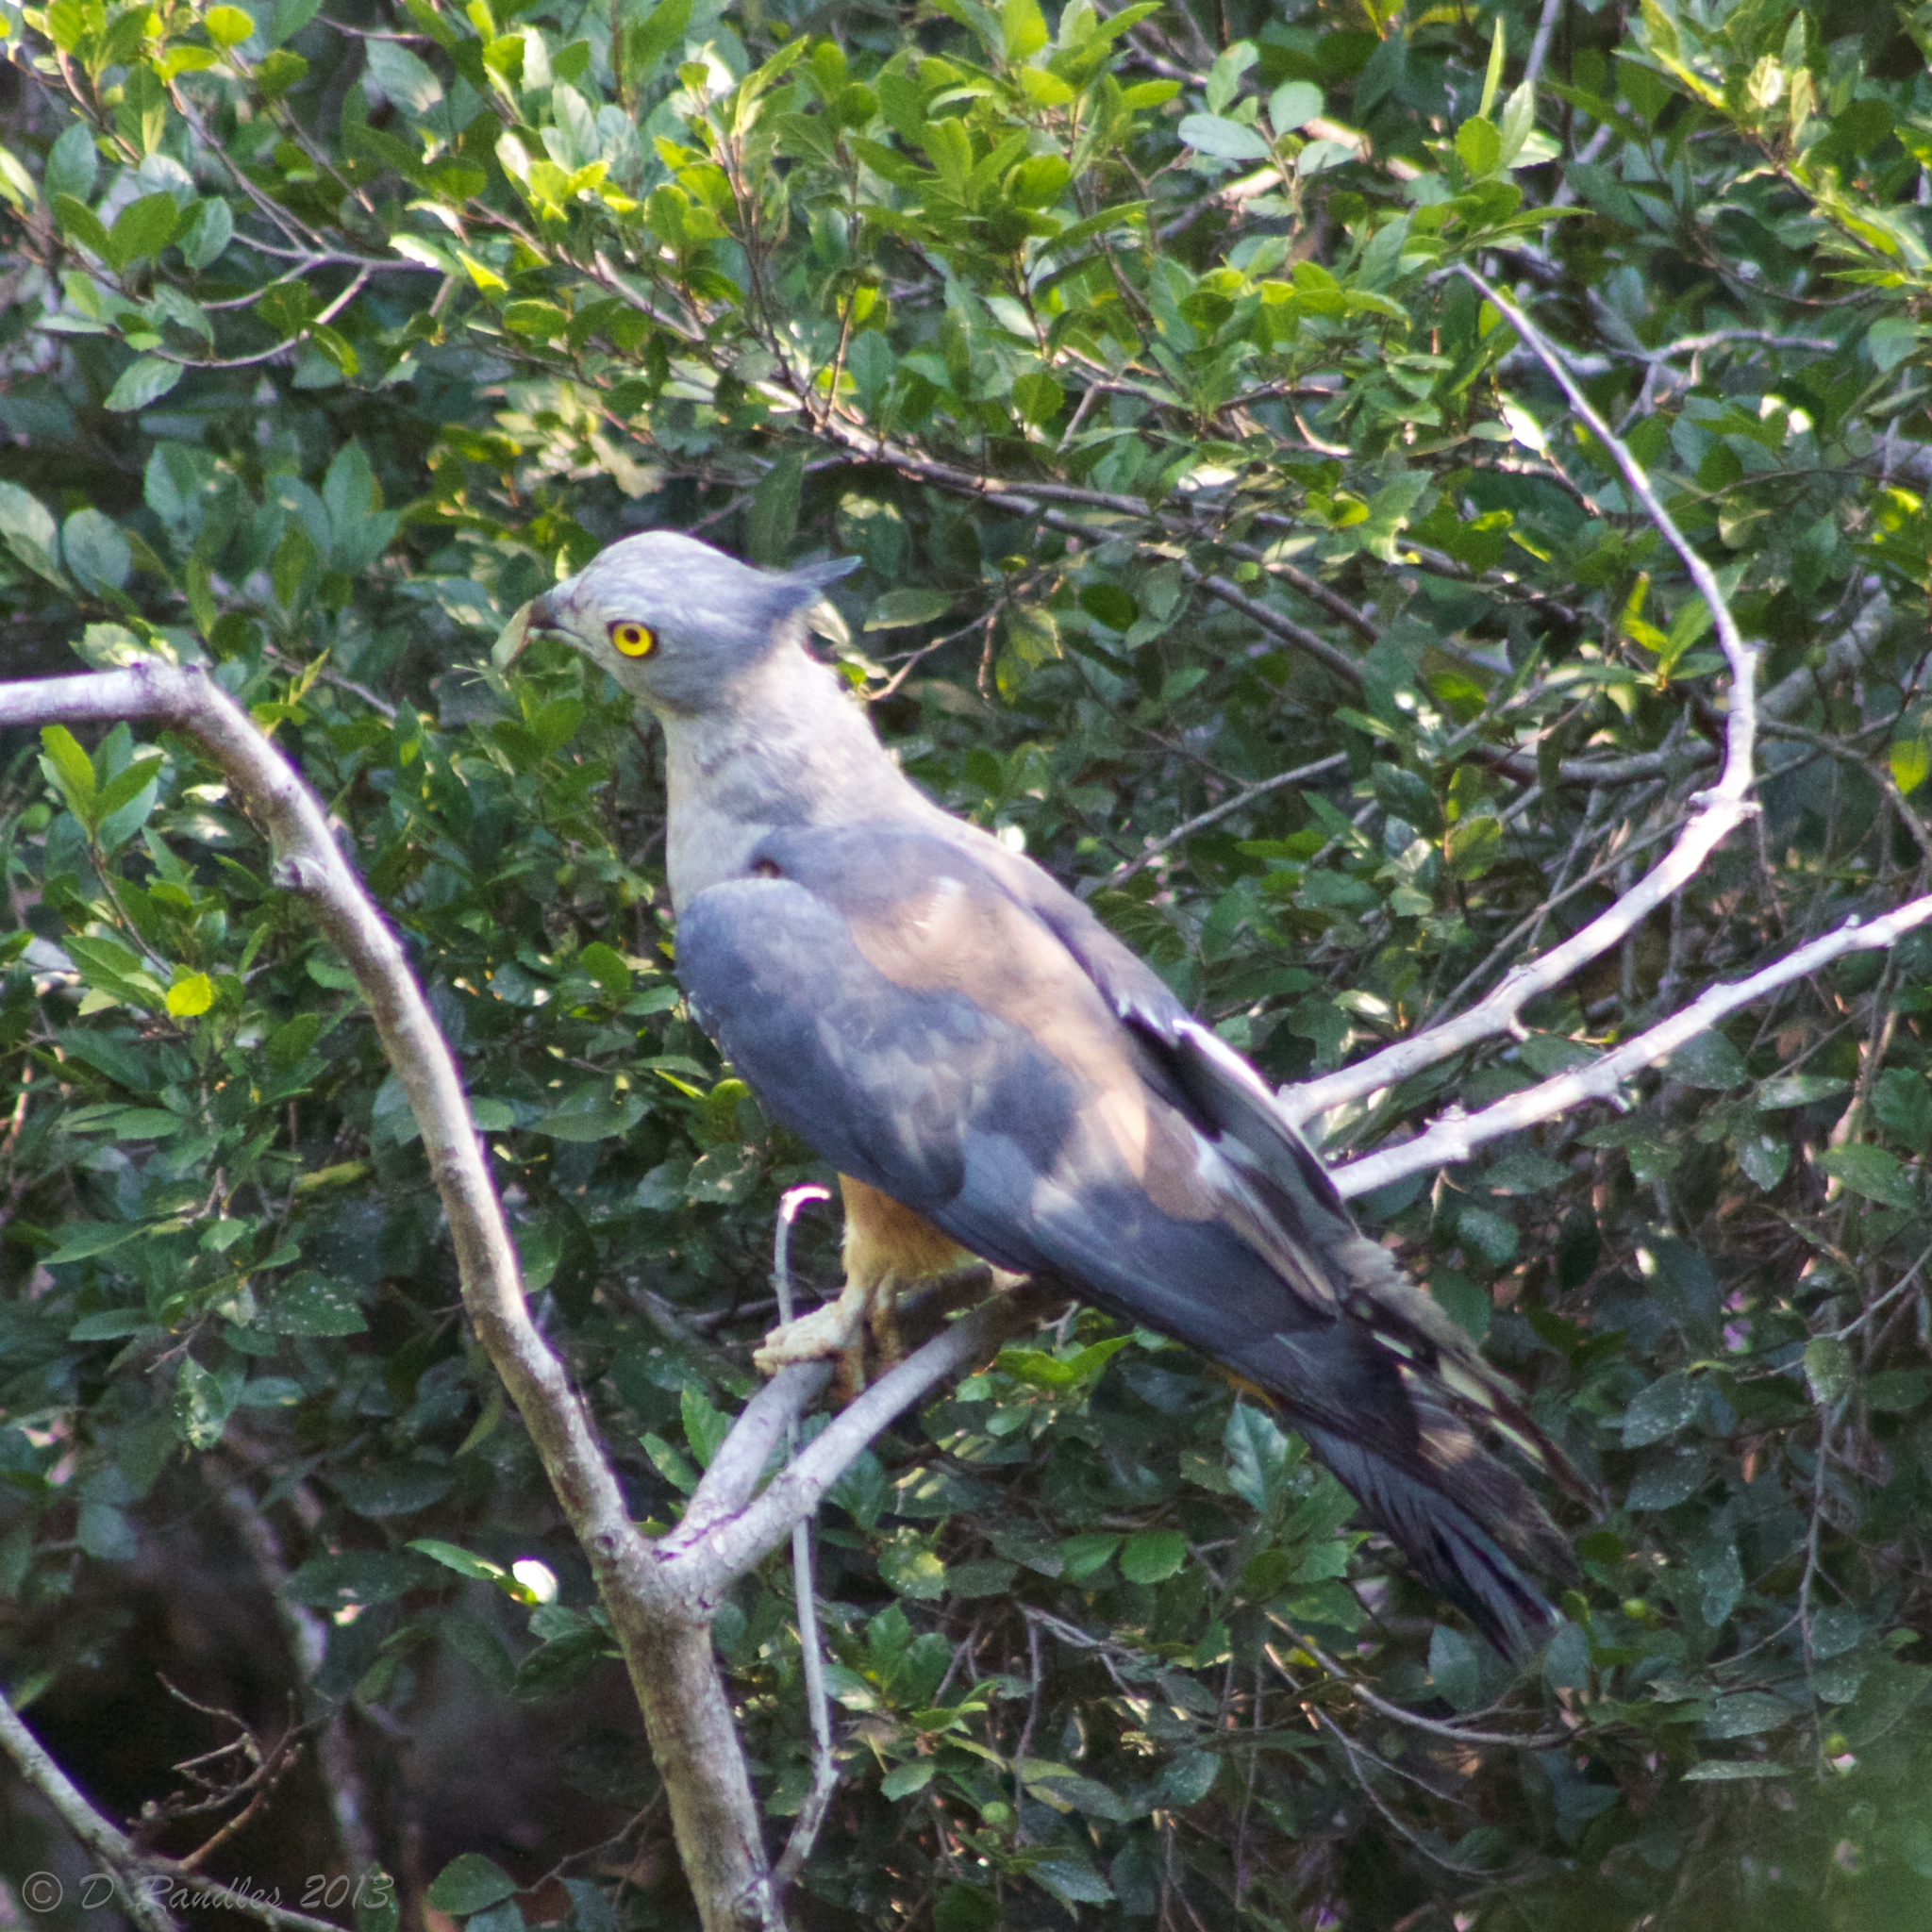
[{"x1": 507, "y1": 533, "x2": 1580, "y2": 1657}]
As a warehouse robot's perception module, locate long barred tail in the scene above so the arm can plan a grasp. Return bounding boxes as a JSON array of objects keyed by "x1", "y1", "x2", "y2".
[{"x1": 1300, "y1": 1422, "x2": 1573, "y2": 1660}]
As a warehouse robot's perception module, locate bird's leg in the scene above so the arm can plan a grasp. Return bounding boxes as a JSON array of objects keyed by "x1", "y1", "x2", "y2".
[{"x1": 752, "y1": 1177, "x2": 970, "y2": 1393}]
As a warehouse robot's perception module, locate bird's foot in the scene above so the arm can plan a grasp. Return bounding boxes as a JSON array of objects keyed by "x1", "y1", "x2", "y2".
[
  {"x1": 754, "y1": 1274, "x2": 904, "y2": 1398},
  {"x1": 754, "y1": 1287, "x2": 867, "y2": 1374}
]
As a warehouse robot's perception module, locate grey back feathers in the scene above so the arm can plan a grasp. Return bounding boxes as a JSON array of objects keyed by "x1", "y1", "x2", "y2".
[{"x1": 537, "y1": 531, "x2": 1581, "y2": 1656}]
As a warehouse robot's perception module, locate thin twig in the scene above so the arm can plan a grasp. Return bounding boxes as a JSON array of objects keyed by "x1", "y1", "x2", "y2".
[
  {"x1": 771, "y1": 1188, "x2": 841, "y2": 1893},
  {"x1": 0, "y1": 1691, "x2": 349, "y2": 1932},
  {"x1": 1107, "y1": 753, "x2": 1349, "y2": 885}
]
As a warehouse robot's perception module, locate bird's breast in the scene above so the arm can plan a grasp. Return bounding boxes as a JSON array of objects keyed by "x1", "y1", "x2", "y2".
[{"x1": 839, "y1": 1174, "x2": 974, "y2": 1289}]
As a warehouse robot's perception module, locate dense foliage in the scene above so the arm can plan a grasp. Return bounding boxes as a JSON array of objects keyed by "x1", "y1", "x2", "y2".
[{"x1": 4, "y1": 0, "x2": 1932, "y2": 1925}]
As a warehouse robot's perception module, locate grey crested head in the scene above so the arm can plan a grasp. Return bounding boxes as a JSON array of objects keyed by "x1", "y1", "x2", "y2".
[{"x1": 525, "y1": 531, "x2": 858, "y2": 716}]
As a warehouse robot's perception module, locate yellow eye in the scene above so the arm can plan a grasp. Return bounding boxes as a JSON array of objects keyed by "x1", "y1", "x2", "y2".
[{"x1": 608, "y1": 621, "x2": 656, "y2": 658}]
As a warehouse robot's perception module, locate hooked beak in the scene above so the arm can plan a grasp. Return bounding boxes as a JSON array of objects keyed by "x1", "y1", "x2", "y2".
[{"x1": 491, "y1": 591, "x2": 559, "y2": 669}]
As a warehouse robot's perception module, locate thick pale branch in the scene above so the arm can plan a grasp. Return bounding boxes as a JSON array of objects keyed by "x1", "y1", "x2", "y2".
[
  {"x1": 1331, "y1": 893, "x2": 1932, "y2": 1196},
  {"x1": 668, "y1": 1362, "x2": 833, "y2": 1555},
  {"x1": 0, "y1": 670, "x2": 644, "y2": 1585},
  {"x1": 667, "y1": 1283, "x2": 1058, "y2": 1608},
  {"x1": 0, "y1": 1693, "x2": 179, "y2": 1932},
  {"x1": 0, "y1": 667, "x2": 774, "y2": 1932},
  {"x1": 1282, "y1": 275, "x2": 1762, "y2": 1130}
]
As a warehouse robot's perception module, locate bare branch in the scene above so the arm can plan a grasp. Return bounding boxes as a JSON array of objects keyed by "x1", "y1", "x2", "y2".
[
  {"x1": 1282, "y1": 273, "x2": 1762, "y2": 1130},
  {"x1": 770, "y1": 1188, "x2": 841, "y2": 1895},
  {"x1": 667, "y1": 1283, "x2": 1058, "y2": 1607},
  {"x1": 0, "y1": 667, "x2": 777, "y2": 1932},
  {"x1": 1330, "y1": 892, "x2": 1932, "y2": 1196},
  {"x1": 1523, "y1": 0, "x2": 1563, "y2": 87},
  {"x1": 1268, "y1": 1626, "x2": 1569, "y2": 1749},
  {"x1": 669, "y1": 1363, "x2": 833, "y2": 1553},
  {"x1": 1107, "y1": 753, "x2": 1349, "y2": 886},
  {"x1": 0, "y1": 1690, "x2": 356, "y2": 1932},
  {"x1": 1758, "y1": 578, "x2": 1892, "y2": 721},
  {"x1": 1, "y1": 1693, "x2": 180, "y2": 1932}
]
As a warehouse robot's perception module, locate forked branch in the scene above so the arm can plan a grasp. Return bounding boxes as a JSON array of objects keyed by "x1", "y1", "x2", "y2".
[
  {"x1": 1330, "y1": 894, "x2": 1932, "y2": 1197},
  {"x1": 1283, "y1": 269, "x2": 1762, "y2": 1131},
  {"x1": 0, "y1": 663, "x2": 1059, "y2": 1932}
]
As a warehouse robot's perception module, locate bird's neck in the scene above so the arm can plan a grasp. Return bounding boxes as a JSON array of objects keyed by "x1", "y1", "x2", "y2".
[{"x1": 656, "y1": 641, "x2": 934, "y2": 905}]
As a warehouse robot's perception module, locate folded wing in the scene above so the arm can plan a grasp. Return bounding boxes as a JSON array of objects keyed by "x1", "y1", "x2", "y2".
[{"x1": 675, "y1": 822, "x2": 1577, "y2": 1655}]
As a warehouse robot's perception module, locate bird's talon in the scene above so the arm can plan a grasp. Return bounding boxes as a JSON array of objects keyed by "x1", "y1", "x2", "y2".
[{"x1": 754, "y1": 1296, "x2": 865, "y2": 1374}]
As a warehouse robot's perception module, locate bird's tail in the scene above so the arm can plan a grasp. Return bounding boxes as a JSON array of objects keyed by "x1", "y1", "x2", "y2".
[
  {"x1": 1248, "y1": 1232, "x2": 1587, "y2": 1659},
  {"x1": 1299, "y1": 1414, "x2": 1576, "y2": 1661}
]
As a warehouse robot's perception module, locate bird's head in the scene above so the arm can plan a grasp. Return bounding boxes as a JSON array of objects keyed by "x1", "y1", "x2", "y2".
[{"x1": 496, "y1": 531, "x2": 857, "y2": 716}]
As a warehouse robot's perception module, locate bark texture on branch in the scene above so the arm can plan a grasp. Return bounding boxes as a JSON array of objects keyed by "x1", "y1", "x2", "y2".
[{"x1": 0, "y1": 666, "x2": 777, "y2": 1932}]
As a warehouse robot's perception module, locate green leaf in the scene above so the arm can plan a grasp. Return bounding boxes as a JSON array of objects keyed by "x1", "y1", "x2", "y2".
[
  {"x1": 106, "y1": 192, "x2": 180, "y2": 270},
  {"x1": 173, "y1": 1356, "x2": 242, "y2": 1449},
  {"x1": 364, "y1": 37, "x2": 444, "y2": 115},
  {"x1": 425, "y1": 1856, "x2": 517, "y2": 1917},
  {"x1": 1804, "y1": 1335, "x2": 1852, "y2": 1407},
  {"x1": 70, "y1": 1307, "x2": 150, "y2": 1341},
  {"x1": 285, "y1": 1551, "x2": 434, "y2": 1608},
  {"x1": 1624, "y1": 1371, "x2": 1699, "y2": 1447},
  {"x1": 40, "y1": 724, "x2": 97, "y2": 817},
  {"x1": 1757, "y1": 1074, "x2": 1848, "y2": 1110},
  {"x1": 1496, "y1": 80, "x2": 1538, "y2": 168},
  {"x1": 104, "y1": 358, "x2": 185, "y2": 414},
  {"x1": 1662, "y1": 1030, "x2": 1747, "y2": 1089},
  {"x1": 1457, "y1": 1203, "x2": 1517, "y2": 1265},
  {"x1": 46, "y1": 1221, "x2": 146, "y2": 1266},
  {"x1": 205, "y1": 4, "x2": 256, "y2": 44},
  {"x1": 1177, "y1": 114, "x2": 1273, "y2": 162},
  {"x1": 746, "y1": 449, "x2": 803, "y2": 565},
  {"x1": 44, "y1": 122, "x2": 98, "y2": 203},
  {"x1": 999, "y1": 0, "x2": 1047, "y2": 61},
  {"x1": 1118, "y1": 1528, "x2": 1187, "y2": 1585},
  {"x1": 530, "y1": 1091, "x2": 645, "y2": 1141},
  {"x1": 1224, "y1": 1402, "x2": 1291, "y2": 1513},
  {"x1": 1817, "y1": 1143, "x2": 1917, "y2": 1209},
  {"x1": 179, "y1": 196, "x2": 234, "y2": 270},
  {"x1": 1060, "y1": 1532, "x2": 1120, "y2": 1580},
  {"x1": 267, "y1": 0, "x2": 322, "y2": 44},
  {"x1": 641, "y1": 1431, "x2": 699, "y2": 1494},
  {"x1": 680, "y1": 1384, "x2": 729, "y2": 1468},
  {"x1": 1456, "y1": 116, "x2": 1503, "y2": 177},
  {"x1": 61, "y1": 508, "x2": 131, "y2": 594},
  {"x1": 866, "y1": 588, "x2": 954, "y2": 630},
  {"x1": 1893, "y1": 738, "x2": 1931, "y2": 796},
  {"x1": 576, "y1": 941, "x2": 632, "y2": 1000},
  {"x1": 1477, "y1": 12, "x2": 1507, "y2": 118},
  {"x1": 166, "y1": 973, "x2": 215, "y2": 1017},
  {"x1": 263, "y1": 1278, "x2": 368, "y2": 1335},
  {"x1": 1011, "y1": 371, "x2": 1063, "y2": 425},
  {"x1": 408, "y1": 1539, "x2": 508, "y2": 1582},
  {"x1": 622, "y1": 0, "x2": 691, "y2": 83},
  {"x1": 1268, "y1": 80, "x2": 1324, "y2": 132},
  {"x1": 0, "y1": 481, "x2": 67, "y2": 585},
  {"x1": 92, "y1": 753, "x2": 163, "y2": 823},
  {"x1": 879, "y1": 1542, "x2": 946, "y2": 1600},
  {"x1": 52, "y1": 191, "x2": 111, "y2": 257},
  {"x1": 881, "y1": 1759, "x2": 937, "y2": 1799}
]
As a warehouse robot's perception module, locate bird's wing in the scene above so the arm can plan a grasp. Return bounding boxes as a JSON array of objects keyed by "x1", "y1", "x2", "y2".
[{"x1": 674, "y1": 821, "x2": 1575, "y2": 1654}]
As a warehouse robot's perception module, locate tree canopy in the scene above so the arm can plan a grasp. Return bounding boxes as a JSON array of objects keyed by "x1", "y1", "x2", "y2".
[{"x1": 5, "y1": 0, "x2": 1932, "y2": 1926}]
